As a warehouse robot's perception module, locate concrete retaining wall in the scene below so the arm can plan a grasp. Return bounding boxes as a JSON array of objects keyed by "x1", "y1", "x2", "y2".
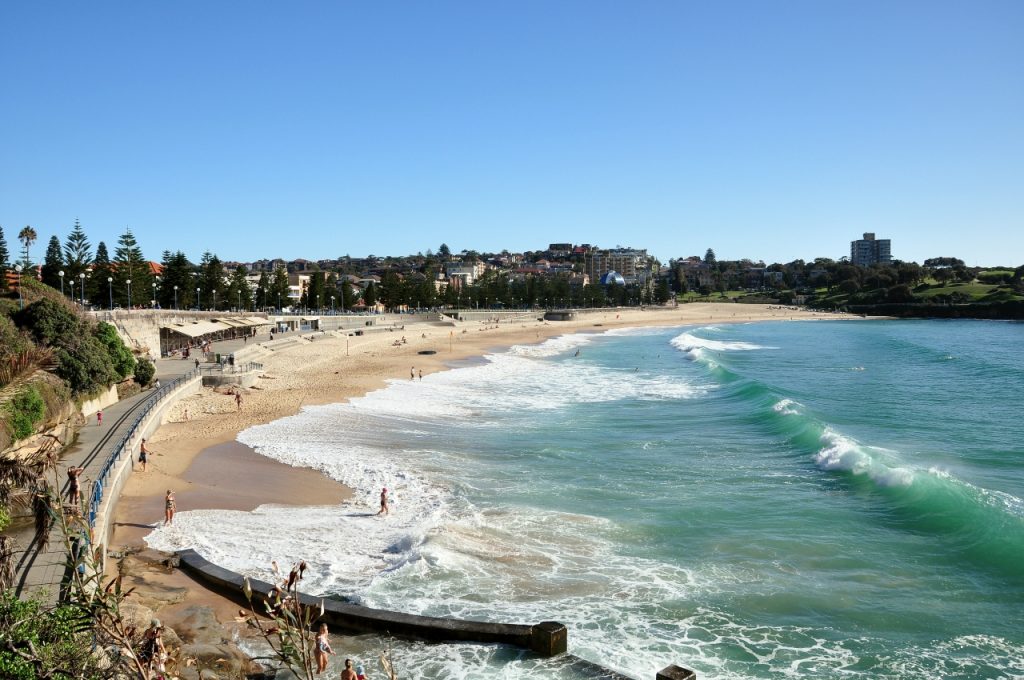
[
  {"x1": 80, "y1": 384, "x2": 119, "y2": 419},
  {"x1": 177, "y1": 549, "x2": 566, "y2": 656}
]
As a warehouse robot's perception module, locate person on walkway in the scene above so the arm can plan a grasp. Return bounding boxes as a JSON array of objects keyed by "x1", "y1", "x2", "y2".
[
  {"x1": 66, "y1": 466, "x2": 85, "y2": 505},
  {"x1": 138, "y1": 439, "x2": 150, "y2": 472},
  {"x1": 341, "y1": 658, "x2": 357, "y2": 680},
  {"x1": 377, "y1": 487, "x2": 389, "y2": 516},
  {"x1": 194, "y1": 358, "x2": 200, "y2": 369},
  {"x1": 96, "y1": 410, "x2": 102, "y2": 426},
  {"x1": 165, "y1": 490, "x2": 176, "y2": 524},
  {"x1": 314, "y1": 622, "x2": 335, "y2": 674}
]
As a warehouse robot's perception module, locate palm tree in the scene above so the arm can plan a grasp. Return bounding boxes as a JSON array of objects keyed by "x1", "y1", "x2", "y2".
[{"x1": 18, "y1": 225, "x2": 38, "y2": 268}]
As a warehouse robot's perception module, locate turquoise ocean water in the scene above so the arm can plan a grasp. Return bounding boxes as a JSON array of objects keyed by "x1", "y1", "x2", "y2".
[{"x1": 150, "y1": 319, "x2": 1024, "y2": 679}]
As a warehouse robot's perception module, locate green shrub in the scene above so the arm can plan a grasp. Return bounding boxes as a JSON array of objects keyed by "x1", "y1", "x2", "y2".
[
  {"x1": 53, "y1": 335, "x2": 119, "y2": 396},
  {"x1": 0, "y1": 592, "x2": 98, "y2": 680},
  {"x1": 94, "y1": 322, "x2": 136, "y2": 379},
  {"x1": 134, "y1": 358, "x2": 155, "y2": 386},
  {"x1": 5, "y1": 386, "x2": 46, "y2": 441},
  {"x1": 14, "y1": 298, "x2": 78, "y2": 347}
]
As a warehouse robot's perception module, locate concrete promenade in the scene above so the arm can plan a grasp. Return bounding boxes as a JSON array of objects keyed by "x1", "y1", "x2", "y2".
[{"x1": 10, "y1": 335, "x2": 254, "y2": 605}]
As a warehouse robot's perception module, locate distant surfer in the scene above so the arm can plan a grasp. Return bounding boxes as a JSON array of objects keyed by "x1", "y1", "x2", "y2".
[
  {"x1": 574, "y1": 349, "x2": 580, "y2": 357},
  {"x1": 377, "y1": 487, "x2": 389, "y2": 516}
]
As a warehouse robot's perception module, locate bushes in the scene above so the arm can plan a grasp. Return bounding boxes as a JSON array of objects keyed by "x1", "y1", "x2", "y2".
[
  {"x1": 94, "y1": 322, "x2": 136, "y2": 379},
  {"x1": 134, "y1": 358, "x2": 155, "y2": 386},
  {"x1": 5, "y1": 386, "x2": 46, "y2": 441},
  {"x1": 0, "y1": 592, "x2": 99, "y2": 680},
  {"x1": 11, "y1": 300, "x2": 137, "y2": 395}
]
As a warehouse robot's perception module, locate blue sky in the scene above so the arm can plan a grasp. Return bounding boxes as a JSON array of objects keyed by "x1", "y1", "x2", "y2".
[{"x1": 2, "y1": 1, "x2": 1021, "y2": 267}]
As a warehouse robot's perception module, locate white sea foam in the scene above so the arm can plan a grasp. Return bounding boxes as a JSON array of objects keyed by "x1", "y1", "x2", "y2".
[
  {"x1": 670, "y1": 331, "x2": 771, "y2": 361},
  {"x1": 814, "y1": 429, "x2": 916, "y2": 487},
  {"x1": 773, "y1": 398, "x2": 802, "y2": 416}
]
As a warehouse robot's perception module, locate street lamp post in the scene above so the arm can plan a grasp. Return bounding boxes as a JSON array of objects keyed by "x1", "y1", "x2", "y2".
[
  {"x1": 107, "y1": 277, "x2": 113, "y2": 310},
  {"x1": 174, "y1": 285, "x2": 178, "y2": 310},
  {"x1": 152, "y1": 281, "x2": 157, "y2": 308},
  {"x1": 237, "y1": 289, "x2": 241, "y2": 311},
  {"x1": 331, "y1": 296, "x2": 335, "y2": 315},
  {"x1": 59, "y1": 270, "x2": 65, "y2": 297},
  {"x1": 196, "y1": 288, "x2": 201, "y2": 311},
  {"x1": 69, "y1": 279, "x2": 75, "y2": 305},
  {"x1": 126, "y1": 279, "x2": 132, "y2": 310},
  {"x1": 79, "y1": 272, "x2": 86, "y2": 308},
  {"x1": 213, "y1": 289, "x2": 217, "y2": 311},
  {"x1": 14, "y1": 264, "x2": 23, "y2": 309}
]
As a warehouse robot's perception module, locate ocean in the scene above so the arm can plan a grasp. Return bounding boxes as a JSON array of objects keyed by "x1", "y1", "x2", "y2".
[{"x1": 148, "y1": 319, "x2": 1024, "y2": 679}]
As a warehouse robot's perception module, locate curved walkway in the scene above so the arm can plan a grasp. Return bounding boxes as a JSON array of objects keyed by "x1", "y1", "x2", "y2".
[{"x1": 10, "y1": 336, "x2": 254, "y2": 604}]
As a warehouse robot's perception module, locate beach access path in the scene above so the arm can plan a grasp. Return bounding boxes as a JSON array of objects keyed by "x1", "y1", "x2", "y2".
[{"x1": 11, "y1": 335, "x2": 253, "y2": 605}]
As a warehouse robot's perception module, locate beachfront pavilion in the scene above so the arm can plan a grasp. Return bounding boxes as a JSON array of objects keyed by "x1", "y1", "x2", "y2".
[{"x1": 159, "y1": 316, "x2": 271, "y2": 357}]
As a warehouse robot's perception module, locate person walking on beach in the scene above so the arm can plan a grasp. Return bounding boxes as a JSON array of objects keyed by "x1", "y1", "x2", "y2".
[
  {"x1": 165, "y1": 490, "x2": 176, "y2": 524},
  {"x1": 314, "y1": 622, "x2": 335, "y2": 674},
  {"x1": 66, "y1": 466, "x2": 85, "y2": 505},
  {"x1": 410, "y1": 366, "x2": 415, "y2": 380},
  {"x1": 138, "y1": 439, "x2": 151, "y2": 472},
  {"x1": 418, "y1": 368, "x2": 422, "y2": 381},
  {"x1": 377, "y1": 487, "x2": 389, "y2": 516},
  {"x1": 235, "y1": 391, "x2": 243, "y2": 411},
  {"x1": 341, "y1": 658, "x2": 357, "y2": 680}
]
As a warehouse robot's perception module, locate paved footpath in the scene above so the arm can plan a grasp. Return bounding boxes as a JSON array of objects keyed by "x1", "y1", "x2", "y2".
[{"x1": 11, "y1": 336, "x2": 253, "y2": 604}]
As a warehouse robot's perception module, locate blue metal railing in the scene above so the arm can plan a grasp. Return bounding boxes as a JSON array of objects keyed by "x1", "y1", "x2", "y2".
[{"x1": 86, "y1": 367, "x2": 200, "y2": 528}]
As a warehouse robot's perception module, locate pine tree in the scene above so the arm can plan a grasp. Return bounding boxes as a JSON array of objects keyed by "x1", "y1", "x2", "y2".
[
  {"x1": 63, "y1": 218, "x2": 92, "y2": 282},
  {"x1": 199, "y1": 252, "x2": 226, "y2": 310},
  {"x1": 0, "y1": 225, "x2": 10, "y2": 290},
  {"x1": 255, "y1": 271, "x2": 270, "y2": 311},
  {"x1": 271, "y1": 266, "x2": 290, "y2": 310},
  {"x1": 41, "y1": 235, "x2": 65, "y2": 290},
  {"x1": 88, "y1": 242, "x2": 114, "y2": 308},
  {"x1": 113, "y1": 228, "x2": 152, "y2": 308},
  {"x1": 364, "y1": 281, "x2": 378, "y2": 307},
  {"x1": 226, "y1": 265, "x2": 253, "y2": 311},
  {"x1": 156, "y1": 251, "x2": 194, "y2": 309}
]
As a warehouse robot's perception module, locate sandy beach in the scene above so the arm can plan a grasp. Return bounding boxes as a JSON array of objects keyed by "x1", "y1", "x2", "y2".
[{"x1": 106, "y1": 303, "x2": 851, "y2": 666}]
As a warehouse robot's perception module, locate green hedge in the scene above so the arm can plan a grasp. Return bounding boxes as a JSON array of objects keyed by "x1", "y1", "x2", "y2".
[{"x1": 5, "y1": 386, "x2": 45, "y2": 441}]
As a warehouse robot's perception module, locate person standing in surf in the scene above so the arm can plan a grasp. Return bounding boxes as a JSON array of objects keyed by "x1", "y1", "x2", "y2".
[
  {"x1": 314, "y1": 622, "x2": 335, "y2": 673},
  {"x1": 377, "y1": 487, "x2": 389, "y2": 516},
  {"x1": 165, "y1": 490, "x2": 176, "y2": 525}
]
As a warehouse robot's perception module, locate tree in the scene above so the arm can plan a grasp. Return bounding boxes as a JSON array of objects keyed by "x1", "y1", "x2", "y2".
[
  {"x1": 40, "y1": 235, "x2": 64, "y2": 290},
  {"x1": 158, "y1": 251, "x2": 195, "y2": 310},
  {"x1": 113, "y1": 228, "x2": 152, "y2": 308},
  {"x1": 17, "y1": 226, "x2": 37, "y2": 268},
  {"x1": 255, "y1": 271, "x2": 270, "y2": 310},
  {"x1": 271, "y1": 266, "x2": 290, "y2": 310},
  {"x1": 199, "y1": 252, "x2": 226, "y2": 310},
  {"x1": 62, "y1": 219, "x2": 92, "y2": 283},
  {"x1": 704, "y1": 248, "x2": 717, "y2": 266},
  {"x1": 438, "y1": 243, "x2": 451, "y2": 259},
  {"x1": 226, "y1": 265, "x2": 253, "y2": 311},
  {"x1": 88, "y1": 241, "x2": 113, "y2": 307},
  {"x1": 0, "y1": 225, "x2": 10, "y2": 291},
  {"x1": 363, "y1": 281, "x2": 378, "y2": 307}
]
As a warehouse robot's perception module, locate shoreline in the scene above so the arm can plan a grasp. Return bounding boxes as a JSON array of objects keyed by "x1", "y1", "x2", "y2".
[{"x1": 106, "y1": 305, "x2": 864, "y2": 663}]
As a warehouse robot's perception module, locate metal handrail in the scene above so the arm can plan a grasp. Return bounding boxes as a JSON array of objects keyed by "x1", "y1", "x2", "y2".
[{"x1": 86, "y1": 367, "x2": 200, "y2": 528}]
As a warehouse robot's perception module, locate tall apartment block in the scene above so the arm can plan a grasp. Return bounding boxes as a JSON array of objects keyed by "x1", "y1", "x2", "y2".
[{"x1": 850, "y1": 233, "x2": 892, "y2": 266}]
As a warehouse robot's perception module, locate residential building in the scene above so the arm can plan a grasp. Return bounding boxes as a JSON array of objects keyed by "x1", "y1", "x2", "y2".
[{"x1": 850, "y1": 233, "x2": 892, "y2": 266}]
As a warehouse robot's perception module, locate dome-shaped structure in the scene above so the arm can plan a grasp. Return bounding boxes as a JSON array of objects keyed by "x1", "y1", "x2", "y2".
[{"x1": 599, "y1": 270, "x2": 626, "y2": 286}]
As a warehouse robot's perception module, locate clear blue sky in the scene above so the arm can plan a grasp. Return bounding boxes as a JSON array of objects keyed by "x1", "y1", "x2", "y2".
[{"x1": 2, "y1": 1, "x2": 1021, "y2": 267}]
